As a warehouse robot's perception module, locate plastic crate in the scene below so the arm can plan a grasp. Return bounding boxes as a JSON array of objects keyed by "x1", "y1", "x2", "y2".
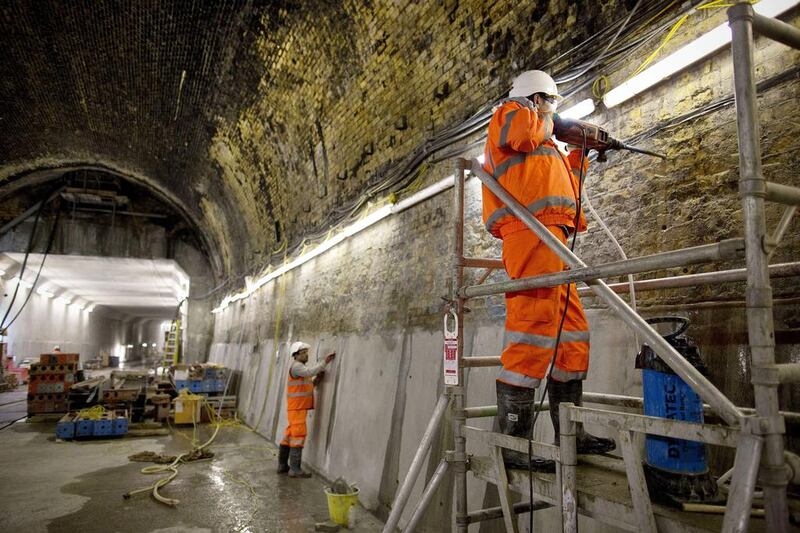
[
  {"x1": 56, "y1": 413, "x2": 77, "y2": 439},
  {"x1": 175, "y1": 380, "x2": 189, "y2": 391},
  {"x1": 189, "y1": 381, "x2": 203, "y2": 393},
  {"x1": 93, "y1": 418, "x2": 113, "y2": 437},
  {"x1": 76, "y1": 419, "x2": 94, "y2": 437},
  {"x1": 215, "y1": 379, "x2": 225, "y2": 392},
  {"x1": 202, "y1": 380, "x2": 215, "y2": 392},
  {"x1": 112, "y1": 416, "x2": 128, "y2": 436}
]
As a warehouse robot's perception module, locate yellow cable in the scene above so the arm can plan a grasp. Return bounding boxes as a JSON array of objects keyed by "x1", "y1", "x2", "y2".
[
  {"x1": 632, "y1": 12, "x2": 692, "y2": 76},
  {"x1": 592, "y1": 75, "x2": 610, "y2": 99},
  {"x1": 78, "y1": 405, "x2": 107, "y2": 420},
  {"x1": 630, "y1": 0, "x2": 757, "y2": 77}
]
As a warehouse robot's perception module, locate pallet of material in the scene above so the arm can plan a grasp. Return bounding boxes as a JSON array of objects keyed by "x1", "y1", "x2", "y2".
[
  {"x1": 39, "y1": 353, "x2": 79, "y2": 365},
  {"x1": 56, "y1": 410, "x2": 128, "y2": 440},
  {"x1": 102, "y1": 388, "x2": 140, "y2": 402},
  {"x1": 27, "y1": 393, "x2": 68, "y2": 414}
]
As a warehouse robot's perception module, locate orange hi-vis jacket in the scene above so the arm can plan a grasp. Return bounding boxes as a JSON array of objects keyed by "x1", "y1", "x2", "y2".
[
  {"x1": 481, "y1": 97, "x2": 588, "y2": 239},
  {"x1": 286, "y1": 371, "x2": 314, "y2": 411}
]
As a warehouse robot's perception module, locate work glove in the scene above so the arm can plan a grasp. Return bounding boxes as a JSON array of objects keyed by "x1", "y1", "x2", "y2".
[{"x1": 312, "y1": 372, "x2": 325, "y2": 386}]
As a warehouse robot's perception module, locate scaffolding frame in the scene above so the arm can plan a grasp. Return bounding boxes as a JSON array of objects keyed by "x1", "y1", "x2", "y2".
[{"x1": 383, "y1": 4, "x2": 799, "y2": 532}]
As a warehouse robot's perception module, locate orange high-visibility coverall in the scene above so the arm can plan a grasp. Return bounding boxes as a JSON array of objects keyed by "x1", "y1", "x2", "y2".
[
  {"x1": 281, "y1": 369, "x2": 315, "y2": 448},
  {"x1": 482, "y1": 97, "x2": 591, "y2": 389}
]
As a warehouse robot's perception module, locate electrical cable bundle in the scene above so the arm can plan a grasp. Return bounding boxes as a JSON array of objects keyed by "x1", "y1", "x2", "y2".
[
  {"x1": 1, "y1": 188, "x2": 63, "y2": 332},
  {"x1": 247, "y1": 0, "x2": 703, "y2": 281}
]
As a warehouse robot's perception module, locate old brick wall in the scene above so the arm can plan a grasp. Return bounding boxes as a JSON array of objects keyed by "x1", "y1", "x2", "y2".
[{"x1": 2, "y1": 0, "x2": 682, "y2": 280}]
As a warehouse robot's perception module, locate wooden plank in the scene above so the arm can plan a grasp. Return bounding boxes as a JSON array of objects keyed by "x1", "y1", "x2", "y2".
[
  {"x1": 492, "y1": 445, "x2": 519, "y2": 533},
  {"x1": 470, "y1": 456, "x2": 770, "y2": 533},
  {"x1": 569, "y1": 406, "x2": 739, "y2": 447},
  {"x1": 463, "y1": 425, "x2": 560, "y2": 461},
  {"x1": 618, "y1": 430, "x2": 657, "y2": 533}
]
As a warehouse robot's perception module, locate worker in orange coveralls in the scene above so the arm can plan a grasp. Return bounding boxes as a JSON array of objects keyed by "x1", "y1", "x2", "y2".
[
  {"x1": 277, "y1": 342, "x2": 335, "y2": 478},
  {"x1": 482, "y1": 70, "x2": 614, "y2": 472}
]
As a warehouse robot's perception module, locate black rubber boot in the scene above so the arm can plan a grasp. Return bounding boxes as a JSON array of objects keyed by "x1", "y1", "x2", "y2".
[
  {"x1": 277, "y1": 444, "x2": 290, "y2": 474},
  {"x1": 288, "y1": 447, "x2": 312, "y2": 478},
  {"x1": 549, "y1": 379, "x2": 616, "y2": 454},
  {"x1": 496, "y1": 380, "x2": 555, "y2": 473}
]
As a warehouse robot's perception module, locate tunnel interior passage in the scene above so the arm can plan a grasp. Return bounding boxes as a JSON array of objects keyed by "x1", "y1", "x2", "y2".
[{"x1": 0, "y1": 253, "x2": 189, "y2": 365}]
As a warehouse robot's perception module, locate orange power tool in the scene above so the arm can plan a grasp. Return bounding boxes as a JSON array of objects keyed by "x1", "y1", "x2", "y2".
[{"x1": 553, "y1": 115, "x2": 667, "y2": 162}]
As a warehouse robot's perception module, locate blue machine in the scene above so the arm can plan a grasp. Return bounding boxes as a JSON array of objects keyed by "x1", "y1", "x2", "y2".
[
  {"x1": 642, "y1": 368, "x2": 706, "y2": 473},
  {"x1": 636, "y1": 316, "x2": 719, "y2": 506}
]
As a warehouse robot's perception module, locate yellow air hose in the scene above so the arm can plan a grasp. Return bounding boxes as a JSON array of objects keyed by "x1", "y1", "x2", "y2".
[{"x1": 124, "y1": 393, "x2": 222, "y2": 506}]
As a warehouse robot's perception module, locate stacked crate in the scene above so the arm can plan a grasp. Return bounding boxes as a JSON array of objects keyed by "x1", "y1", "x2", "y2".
[
  {"x1": 27, "y1": 353, "x2": 78, "y2": 415},
  {"x1": 56, "y1": 409, "x2": 128, "y2": 439},
  {"x1": 174, "y1": 364, "x2": 227, "y2": 394}
]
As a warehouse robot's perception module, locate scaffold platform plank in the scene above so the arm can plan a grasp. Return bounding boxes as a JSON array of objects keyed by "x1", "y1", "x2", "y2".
[{"x1": 470, "y1": 455, "x2": 772, "y2": 532}]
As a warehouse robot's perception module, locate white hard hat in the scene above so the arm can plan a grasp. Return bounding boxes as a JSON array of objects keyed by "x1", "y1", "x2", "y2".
[
  {"x1": 509, "y1": 70, "x2": 562, "y2": 99},
  {"x1": 290, "y1": 342, "x2": 310, "y2": 356}
]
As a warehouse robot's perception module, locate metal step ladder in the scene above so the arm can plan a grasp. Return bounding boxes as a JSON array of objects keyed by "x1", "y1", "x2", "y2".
[{"x1": 162, "y1": 319, "x2": 181, "y2": 367}]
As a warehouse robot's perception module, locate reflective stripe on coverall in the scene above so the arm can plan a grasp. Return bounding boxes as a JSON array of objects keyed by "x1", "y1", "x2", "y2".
[
  {"x1": 481, "y1": 97, "x2": 590, "y2": 388},
  {"x1": 281, "y1": 371, "x2": 314, "y2": 448}
]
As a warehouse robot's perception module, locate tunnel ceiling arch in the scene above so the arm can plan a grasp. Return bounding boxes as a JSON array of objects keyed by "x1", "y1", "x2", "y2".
[{"x1": 1, "y1": 0, "x2": 654, "y2": 281}]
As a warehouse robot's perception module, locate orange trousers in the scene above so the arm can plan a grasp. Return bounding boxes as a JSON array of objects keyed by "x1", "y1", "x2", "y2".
[
  {"x1": 498, "y1": 224, "x2": 590, "y2": 388},
  {"x1": 280, "y1": 409, "x2": 307, "y2": 448}
]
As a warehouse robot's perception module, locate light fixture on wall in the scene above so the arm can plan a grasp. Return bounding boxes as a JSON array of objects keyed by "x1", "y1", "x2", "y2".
[
  {"x1": 141, "y1": 343, "x2": 148, "y2": 347},
  {"x1": 57, "y1": 297, "x2": 72, "y2": 305},
  {"x1": 126, "y1": 344, "x2": 133, "y2": 348},
  {"x1": 559, "y1": 98, "x2": 596, "y2": 120},
  {"x1": 86, "y1": 305, "x2": 95, "y2": 313},
  {"x1": 151, "y1": 343, "x2": 156, "y2": 348},
  {"x1": 604, "y1": 0, "x2": 800, "y2": 108},
  {"x1": 36, "y1": 287, "x2": 55, "y2": 298}
]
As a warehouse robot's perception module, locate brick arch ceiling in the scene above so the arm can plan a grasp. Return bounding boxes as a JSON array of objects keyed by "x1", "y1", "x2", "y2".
[{"x1": 0, "y1": 0, "x2": 630, "y2": 280}]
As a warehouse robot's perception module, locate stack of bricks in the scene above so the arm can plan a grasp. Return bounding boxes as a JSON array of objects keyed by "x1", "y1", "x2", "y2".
[{"x1": 27, "y1": 353, "x2": 78, "y2": 415}]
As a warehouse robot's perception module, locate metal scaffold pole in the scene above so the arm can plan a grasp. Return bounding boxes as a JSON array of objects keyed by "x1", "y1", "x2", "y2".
[
  {"x1": 468, "y1": 159, "x2": 743, "y2": 426},
  {"x1": 451, "y1": 158, "x2": 469, "y2": 533},
  {"x1": 728, "y1": 3, "x2": 789, "y2": 530}
]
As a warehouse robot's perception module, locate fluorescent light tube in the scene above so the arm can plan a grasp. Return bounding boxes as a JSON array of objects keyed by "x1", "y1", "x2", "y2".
[
  {"x1": 211, "y1": 174, "x2": 459, "y2": 314},
  {"x1": 604, "y1": 0, "x2": 799, "y2": 108},
  {"x1": 559, "y1": 98, "x2": 596, "y2": 120},
  {"x1": 36, "y1": 287, "x2": 55, "y2": 298}
]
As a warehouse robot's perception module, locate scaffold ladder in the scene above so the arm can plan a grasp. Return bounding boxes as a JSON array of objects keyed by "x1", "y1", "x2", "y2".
[{"x1": 162, "y1": 319, "x2": 181, "y2": 366}]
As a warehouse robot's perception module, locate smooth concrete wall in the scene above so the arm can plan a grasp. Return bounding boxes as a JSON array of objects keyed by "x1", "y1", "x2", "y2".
[
  {"x1": 208, "y1": 308, "x2": 641, "y2": 531},
  {"x1": 0, "y1": 279, "x2": 123, "y2": 363}
]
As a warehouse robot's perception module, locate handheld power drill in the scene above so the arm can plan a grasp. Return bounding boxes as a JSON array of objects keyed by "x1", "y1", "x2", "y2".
[{"x1": 553, "y1": 115, "x2": 666, "y2": 162}]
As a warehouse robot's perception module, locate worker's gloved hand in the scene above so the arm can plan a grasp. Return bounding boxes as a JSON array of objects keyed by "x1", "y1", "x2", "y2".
[
  {"x1": 324, "y1": 352, "x2": 336, "y2": 364},
  {"x1": 312, "y1": 372, "x2": 325, "y2": 385}
]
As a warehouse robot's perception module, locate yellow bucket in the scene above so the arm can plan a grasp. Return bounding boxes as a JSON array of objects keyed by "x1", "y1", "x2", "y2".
[{"x1": 324, "y1": 488, "x2": 359, "y2": 526}]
